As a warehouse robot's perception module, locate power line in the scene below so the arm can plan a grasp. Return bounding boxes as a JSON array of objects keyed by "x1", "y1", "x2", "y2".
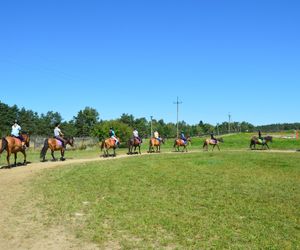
[{"x1": 173, "y1": 97, "x2": 182, "y2": 138}]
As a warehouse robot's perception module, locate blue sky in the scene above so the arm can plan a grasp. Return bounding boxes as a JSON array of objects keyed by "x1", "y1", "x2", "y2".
[{"x1": 0, "y1": 0, "x2": 299, "y2": 125}]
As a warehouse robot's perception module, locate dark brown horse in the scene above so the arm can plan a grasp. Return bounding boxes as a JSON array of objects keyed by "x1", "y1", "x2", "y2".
[
  {"x1": 0, "y1": 133, "x2": 30, "y2": 167},
  {"x1": 250, "y1": 136, "x2": 273, "y2": 150},
  {"x1": 148, "y1": 137, "x2": 165, "y2": 153},
  {"x1": 173, "y1": 137, "x2": 192, "y2": 152},
  {"x1": 40, "y1": 137, "x2": 74, "y2": 162},
  {"x1": 100, "y1": 137, "x2": 120, "y2": 157},
  {"x1": 128, "y1": 138, "x2": 142, "y2": 154},
  {"x1": 203, "y1": 137, "x2": 223, "y2": 151}
]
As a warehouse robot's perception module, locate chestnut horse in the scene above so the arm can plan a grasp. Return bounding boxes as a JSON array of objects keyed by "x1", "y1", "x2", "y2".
[
  {"x1": 250, "y1": 136, "x2": 273, "y2": 150},
  {"x1": 128, "y1": 138, "x2": 142, "y2": 154},
  {"x1": 203, "y1": 137, "x2": 223, "y2": 151},
  {"x1": 100, "y1": 137, "x2": 120, "y2": 157},
  {"x1": 173, "y1": 137, "x2": 192, "y2": 152},
  {"x1": 40, "y1": 137, "x2": 74, "y2": 162},
  {"x1": 148, "y1": 137, "x2": 165, "y2": 153},
  {"x1": 0, "y1": 133, "x2": 30, "y2": 167}
]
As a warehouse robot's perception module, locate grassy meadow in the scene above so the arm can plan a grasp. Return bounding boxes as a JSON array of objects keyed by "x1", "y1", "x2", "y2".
[
  {"x1": 24, "y1": 146, "x2": 300, "y2": 248},
  {"x1": 1, "y1": 132, "x2": 300, "y2": 166}
]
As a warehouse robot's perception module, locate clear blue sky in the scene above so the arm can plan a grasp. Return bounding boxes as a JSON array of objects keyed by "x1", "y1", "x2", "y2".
[{"x1": 0, "y1": 0, "x2": 299, "y2": 125}]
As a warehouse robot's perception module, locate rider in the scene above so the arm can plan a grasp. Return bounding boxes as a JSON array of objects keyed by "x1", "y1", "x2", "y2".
[
  {"x1": 258, "y1": 130, "x2": 264, "y2": 143},
  {"x1": 109, "y1": 127, "x2": 119, "y2": 146},
  {"x1": 210, "y1": 132, "x2": 218, "y2": 143},
  {"x1": 133, "y1": 128, "x2": 141, "y2": 143},
  {"x1": 154, "y1": 130, "x2": 161, "y2": 142},
  {"x1": 180, "y1": 130, "x2": 187, "y2": 144},
  {"x1": 54, "y1": 122, "x2": 66, "y2": 148},
  {"x1": 11, "y1": 120, "x2": 25, "y2": 148}
]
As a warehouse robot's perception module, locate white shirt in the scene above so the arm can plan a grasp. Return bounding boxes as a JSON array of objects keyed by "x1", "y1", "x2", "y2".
[
  {"x1": 54, "y1": 127, "x2": 61, "y2": 137},
  {"x1": 133, "y1": 130, "x2": 139, "y2": 137},
  {"x1": 11, "y1": 124, "x2": 21, "y2": 137}
]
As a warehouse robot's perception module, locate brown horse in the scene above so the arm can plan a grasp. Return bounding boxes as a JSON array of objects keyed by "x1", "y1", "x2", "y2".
[
  {"x1": 100, "y1": 137, "x2": 120, "y2": 157},
  {"x1": 148, "y1": 137, "x2": 165, "y2": 153},
  {"x1": 0, "y1": 133, "x2": 30, "y2": 167},
  {"x1": 128, "y1": 138, "x2": 142, "y2": 155},
  {"x1": 203, "y1": 137, "x2": 223, "y2": 151},
  {"x1": 173, "y1": 137, "x2": 192, "y2": 152},
  {"x1": 250, "y1": 136, "x2": 273, "y2": 150},
  {"x1": 40, "y1": 137, "x2": 74, "y2": 162}
]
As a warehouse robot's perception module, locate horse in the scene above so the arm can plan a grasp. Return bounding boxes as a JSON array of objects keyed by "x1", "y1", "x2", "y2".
[
  {"x1": 203, "y1": 137, "x2": 223, "y2": 151},
  {"x1": 173, "y1": 137, "x2": 192, "y2": 152},
  {"x1": 40, "y1": 137, "x2": 74, "y2": 162},
  {"x1": 100, "y1": 137, "x2": 120, "y2": 157},
  {"x1": 250, "y1": 136, "x2": 273, "y2": 150},
  {"x1": 128, "y1": 137, "x2": 142, "y2": 155},
  {"x1": 148, "y1": 137, "x2": 165, "y2": 153},
  {"x1": 0, "y1": 133, "x2": 30, "y2": 168}
]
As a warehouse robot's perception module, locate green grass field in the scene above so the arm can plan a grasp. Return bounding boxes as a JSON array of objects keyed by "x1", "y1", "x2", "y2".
[
  {"x1": 25, "y1": 149, "x2": 300, "y2": 249},
  {"x1": 1, "y1": 132, "x2": 300, "y2": 166}
]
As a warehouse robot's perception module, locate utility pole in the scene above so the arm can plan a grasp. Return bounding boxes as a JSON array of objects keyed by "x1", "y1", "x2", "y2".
[
  {"x1": 228, "y1": 112, "x2": 231, "y2": 134},
  {"x1": 150, "y1": 116, "x2": 153, "y2": 138},
  {"x1": 173, "y1": 97, "x2": 182, "y2": 138}
]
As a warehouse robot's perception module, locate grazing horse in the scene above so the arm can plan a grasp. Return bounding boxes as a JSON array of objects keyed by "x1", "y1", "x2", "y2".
[
  {"x1": 100, "y1": 137, "x2": 120, "y2": 157},
  {"x1": 128, "y1": 138, "x2": 142, "y2": 155},
  {"x1": 203, "y1": 137, "x2": 223, "y2": 151},
  {"x1": 173, "y1": 137, "x2": 192, "y2": 152},
  {"x1": 40, "y1": 137, "x2": 74, "y2": 162},
  {"x1": 1, "y1": 133, "x2": 30, "y2": 167},
  {"x1": 250, "y1": 136, "x2": 273, "y2": 150},
  {"x1": 148, "y1": 137, "x2": 165, "y2": 153}
]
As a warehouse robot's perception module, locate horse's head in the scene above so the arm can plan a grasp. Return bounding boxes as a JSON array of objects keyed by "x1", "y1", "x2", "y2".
[
  {"x1": 21, "y1": 132, "x2": 30, "y2": 147},
  {"x1": 161, "y1": 138, "x2": 165, "y2": 144},
  {"x1": 264, "y1": 136, "x2": 273, "y2": 143},
  {"x1": 218, "y1": 137, "x2": 224, "y2": 143},
  {"x1": 66, "y1": 137, "x2": 74, "y2": 147}
]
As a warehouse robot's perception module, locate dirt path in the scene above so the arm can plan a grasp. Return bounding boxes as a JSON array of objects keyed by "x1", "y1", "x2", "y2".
[
  {"x1": 0, "y1": 149, "x2": 297, "y2": 249},
  {"x1": 0, "y1": 155, "x2": 133, "y2": 250}
]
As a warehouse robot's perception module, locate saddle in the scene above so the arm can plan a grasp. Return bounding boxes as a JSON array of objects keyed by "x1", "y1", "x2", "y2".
[
  {"x1": 55, "y1": 139, "x2": 63, "y2": 146},
  {"x1": 210, "y1": 139, "x2": 217, "y2": 144}
]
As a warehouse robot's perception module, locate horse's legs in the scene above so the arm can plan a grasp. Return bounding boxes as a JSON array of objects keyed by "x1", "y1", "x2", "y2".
[
  {"x1": 60, "y1": 149, "x2": 65, "y2": 160},
  {"x1": 51, "y1": 150, "x2": 56, "y2": 161},
  {"x1": 6, "y1": 150, "x2": 11, "y2": 167},
  {"x1": 217, "y1": 144, "x2": 220, "y2": 151},
  {"x1": 113, "y1": 148, "x2": 116, "y2": 157},
  {"x1": 21, "y1": 150, "x2": 27, "y2": 165},
  {"x1": 138, "y1": 145, "x2": 141, "y2": 154},
  {"x1": 266, "y1": 143, "x2": 270, "y2": 150},
  {"x1": 14, "y1": 153, "x2": 17, "y2": 166},
  {"x1": 212, "y1": 144, "x2": 215, "y2": 151}
]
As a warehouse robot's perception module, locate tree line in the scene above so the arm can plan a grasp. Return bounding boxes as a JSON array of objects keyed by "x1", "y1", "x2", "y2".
[{"x1": 0, "y1": 101, "x2": 299, "y2": 142}]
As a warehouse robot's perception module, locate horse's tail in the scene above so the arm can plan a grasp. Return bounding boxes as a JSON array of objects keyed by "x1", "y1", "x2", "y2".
[
  {"x1": 203, "y1": 140, "x2": 207, "y2": 148},
  {"x1": 100, "y1": 140, "x2": 105, "y2": 151},
  {"x1": 0, "y1": 137, "x2": 8, "y2": 154},
  {"x1": 40, "y1": 139, "x2": 49, "y2": 159},
  {"x1": 173, "y1": 139, "x2": 177, "y2": 148}
]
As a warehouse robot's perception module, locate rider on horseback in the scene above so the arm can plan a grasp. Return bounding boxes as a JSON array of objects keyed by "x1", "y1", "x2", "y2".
[
  {"x1": 10, "y1": 120, "x2": 26, "y2": 149},
  {"x1": 54, "y1": 123, "x2": 67, "y2": 148},
  {"x1": 133, "y1": 128, "x2": 141, "y2": 143},
  {"x1": 154, "y1": 130, "x2": 162, "y2": 142},
  {"x1": 210, "y1": 132, "x2": 217, "y2": 144},
  {"x1": 258, "y1": 130, "x2": 264, "y2": 143},
  {"x1": 109, "y1": 127, "x2": 119, "y2": 146},
  {"x1": 11, "y1": 120, "x2": 25, "y2": 148},
  {"x1": 180, "y1": 131, "x2": 187, "y2": 144}
]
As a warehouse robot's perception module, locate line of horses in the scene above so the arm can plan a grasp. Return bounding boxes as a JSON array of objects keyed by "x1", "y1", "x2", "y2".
[{"x1": 0, "y1": 133, "x2": 273, "y2": 168}]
